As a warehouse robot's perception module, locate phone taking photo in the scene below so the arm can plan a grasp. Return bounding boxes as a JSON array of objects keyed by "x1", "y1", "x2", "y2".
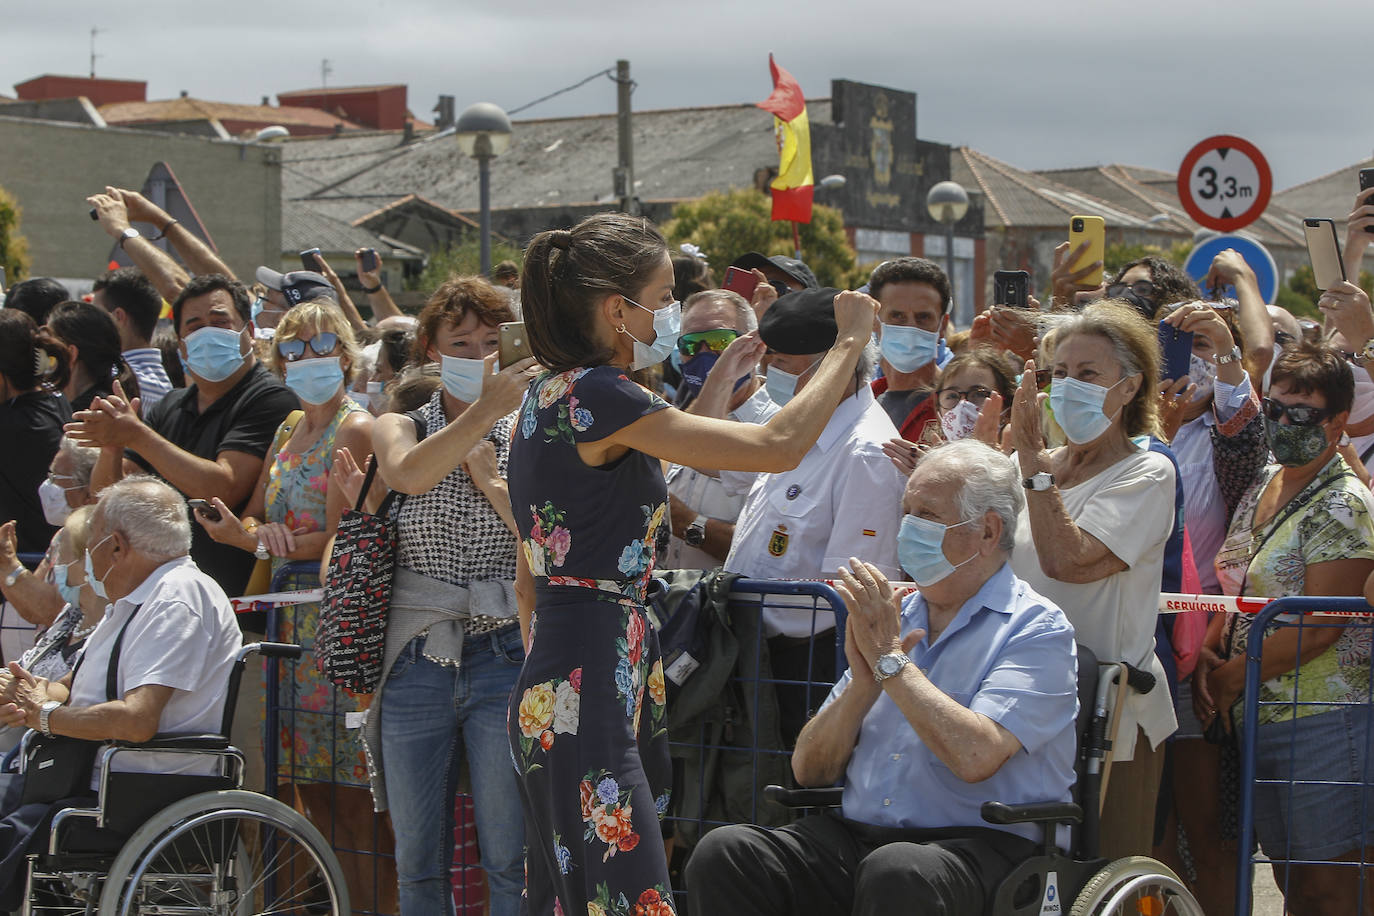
[
  {"x1": 300, "y1": 248, "x2": 322, "y2": 272},
  {"x1": 993, "y1": 270, "x2": 1030, "y2": 309},
  {"x1": 187, "y1": 499, "x2": 221, "y2": 522},
  {"x1": 1360, "y1": 169, "x2": 1374, "y2": 234},
  {"x1": 1068, "y1": 216, "x2": 1105, "y2": 287},
  {"x1": 722, "y1": 266, "x2": 760, "y2": 301},
  {"x1": 1303, "y1": 218, "x2": 1345, "y2": 291},
  {"x1": 1157, "y1": 321, "x2": 1194, "y2": 382},
  {"x1": 499, "y1": 321, "x2": 533, "y2": 369},
  {"x1": 360, "y1": 248, "x2": 379, "y2": 272}
]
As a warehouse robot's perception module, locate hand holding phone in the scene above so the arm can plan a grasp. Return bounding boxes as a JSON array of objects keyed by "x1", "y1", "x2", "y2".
[
  {"x1": 187, "y1": 499, "x2": 222, "y2": 522},
  {"x1": 300, "y1": 248, "x2": 322, "y2": 272},
  {"x1": 722, "y1": 266, "x2": 760, "y2": 301},
  {"x1": 1157, "y1": 320, "x2": 1194, "y2": 382},
  {"x1": 359, "y1": 248, "x2": 379, "y2": 273},
  {"x1": 1068, "y1": 216, "x2": 1106, "y2": 288},
  {"x1": 993, "y1": 270, "x2": 1030, "y2": 309},
  {"x1": 1303, "y1": 218, "x2": 1345, "y2": 290},
  {"x1": 499, "y1": 321, "x2": 533, "y2": 369},
  {"x1": 1356, "y1": 170, "x2": 1374, "y2": 236}
]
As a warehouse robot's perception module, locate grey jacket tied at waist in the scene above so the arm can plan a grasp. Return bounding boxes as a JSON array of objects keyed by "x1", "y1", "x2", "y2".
[{"x1": 361, "y1": 566, "x2": 518, "y2": 812}]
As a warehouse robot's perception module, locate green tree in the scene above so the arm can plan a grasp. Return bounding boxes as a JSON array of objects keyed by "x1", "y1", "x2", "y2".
[
  {"x1": 411, "y1": 235, "x2": 523, "y2": 292},
  {"x1": 0, "y1": 184, "x2": 31, "y2": 285},
  {"x1": 662, "y1": 189, "x2": 857, "y2": 288},
  {"x1": 1102, "y1": 240, "x2": 1192, "y2": 277}
]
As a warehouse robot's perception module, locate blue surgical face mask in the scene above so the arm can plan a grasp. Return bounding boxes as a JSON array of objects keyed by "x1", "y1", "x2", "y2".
[
  {"x1": 880, "y1": 323, "x2": 940, "y2": 373},
  {"x1": 183, "y1": 325, "x2": 248, "y2": 383},
  {"x1": 623, "y1": 297, "x2": 682, "y2": 370},
  {"x1": 897, "y1": 514, "x2": 978, "y2": 587},
  {"x1": 284, "y1": 356, "x2": 345, "y2": 406},
  {"x1": 764, "y1": 357, "x2": 821, "y2": 407},
  {"x1": 53, "y1": 559, "x2": 82, "y2": 608},
  {"x1": 440, "y1": 354, "x2": 487, "y2": 403},
  {"x1": 84, "y1": 533, "x2": 113, "y2": 600},
  {"x1": 1048, "y1": 376, "x2": 1129, "y2": 445},
  {"x1": 676, "y1": 352, "x2": 752, "y2": 406}
]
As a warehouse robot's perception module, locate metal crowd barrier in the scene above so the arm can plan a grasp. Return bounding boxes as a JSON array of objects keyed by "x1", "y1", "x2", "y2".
[
  {"x1": 1234, "y1": 596, "x2": 1374, "y2": 916},
  {"x1": 662, "y1": 577, "x2": 848, "y2": 902}
]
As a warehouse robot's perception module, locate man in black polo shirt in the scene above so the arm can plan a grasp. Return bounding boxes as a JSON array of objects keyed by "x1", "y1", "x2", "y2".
[{"x1": 67, "y1": 274, "x2": 298, "y2": 610}]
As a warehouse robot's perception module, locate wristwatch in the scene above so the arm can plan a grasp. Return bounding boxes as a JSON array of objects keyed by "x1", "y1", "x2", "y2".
[
  {"x1": 1023, "y1": 472, "x2": 1056, "y2": 492},
  {"x1": 1215, "y1": 345, "x2": 1242, "y2": 366},
  {"x1": 1356, "y1": 338, "x2": 1374, "y2": 366},
  {"x1": 3, "y1": 565, "x2": 24, "y2": 589},
  {"x1": 254, "y1": 540, "x2": 270, "y2": 561},
  {"x1": 38, "y1": 700, "x2": 62, "y2": 737},
  {"x1": 118, "y1": 227, "x2": 141, "y2": 250},
  {"x1": 683, "y1": 514, "x2": 708, "y2": 547},
  {"x1": 873, "y1": 651, "x2": 911, "y2": 683}
]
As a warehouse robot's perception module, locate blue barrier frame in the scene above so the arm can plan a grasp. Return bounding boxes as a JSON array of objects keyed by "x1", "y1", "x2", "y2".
[{"x1": 1234, "y1": 596, "x2": 1374, "y2": 916}]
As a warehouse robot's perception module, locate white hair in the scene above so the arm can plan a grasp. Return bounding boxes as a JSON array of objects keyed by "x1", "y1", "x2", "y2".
[
  {"x1": 58, "y1": 436, "x2": 101, "y2": 487},
  {"x1": 94, "y1": 476, "x2": 192, "y2": 561},
  {"x1": 917, "y1": 439, "x2": 1023, "y2": 552},
  {"x1": 682, "y1": 289, "x2": 757, "y2": 333},
  {"x1": 856, "y1": 339, "x2": 880, "y2": 385}
]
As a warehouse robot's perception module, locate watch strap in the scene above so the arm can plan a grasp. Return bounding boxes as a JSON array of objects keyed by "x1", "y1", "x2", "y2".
[
  {"x1": 3, "y1": 566, "x2": 23, "y2": 588},
  {"x1": 1022, "y1": 472, "x2": 1055, "y2": 491},
  {"x1": 38, "y1": 700, "x2": 61, "y2": 736},
  {"x1": 1215, "y1": 345, "x2": 1242, "y2": 365}
]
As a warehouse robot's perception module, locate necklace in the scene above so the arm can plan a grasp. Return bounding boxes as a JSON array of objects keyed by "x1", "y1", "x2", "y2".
[{"x1": 69, "y1": 621, "x2": 98, "y2": 643}]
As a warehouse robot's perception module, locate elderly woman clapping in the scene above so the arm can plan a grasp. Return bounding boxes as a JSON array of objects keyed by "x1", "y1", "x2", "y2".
[{"x1": 1007, "y1": 300, "x2": 1178, "y2": 860}]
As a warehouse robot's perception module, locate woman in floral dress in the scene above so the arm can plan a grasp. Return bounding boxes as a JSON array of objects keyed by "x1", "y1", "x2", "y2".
[
  {"x1": 1199, "y1": 342, "x2": 1374, "y2": 915},
  {"x1": 508, "y1": 213, "x2": 880, "y2": 915}
]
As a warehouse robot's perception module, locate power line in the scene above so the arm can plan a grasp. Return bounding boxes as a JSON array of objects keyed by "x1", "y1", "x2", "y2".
[{"x1": 506, "y1": 68, "x2": 620, "y2": 117}]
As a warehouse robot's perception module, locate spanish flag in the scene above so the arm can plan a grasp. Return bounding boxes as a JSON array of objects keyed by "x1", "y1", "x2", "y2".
[{"x1": 756, "y1": 55, "x2": 813, "y2": 224}]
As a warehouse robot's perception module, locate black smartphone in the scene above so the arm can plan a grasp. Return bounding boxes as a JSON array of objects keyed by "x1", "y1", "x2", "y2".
[
  {"x1": 360, "y1": 248, "x2": 379, "y2": 272},
  {"x1": 1360, "y1": 169, "x2": 1374, "y2": 234},
  {"x1": 1157, "y1": 321, "x2": 1194, "y2": 382},
  {"x1": 993, "y1": 270, "x2": 1030, "y2": 308},
  {"x1": 300, "y1": 248, "x2": 322, "y2": 272},
  {"x1": 187, "y1": 499, "x2": 221, "y2": 522}
]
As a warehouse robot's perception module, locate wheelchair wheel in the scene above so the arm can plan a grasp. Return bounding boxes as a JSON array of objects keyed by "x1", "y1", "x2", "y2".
[
  {"x1": 1068, "y1": 855, "x2": 1202, "y2": 916},
  {"x1": 96, "y1": 789, "x2": 349, "y2": 916}
]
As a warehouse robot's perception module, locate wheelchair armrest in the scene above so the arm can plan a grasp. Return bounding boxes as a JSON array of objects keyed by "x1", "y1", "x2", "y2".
[
  {"x1": 764, "y1": 785, "x2": 843, "y2": 808},
  {"x1": 120, "y1": 733, "x2": 230, "y2": 751},
  {"x1": 980, "y1": 800, "x2": 1082, "y2": 826}
]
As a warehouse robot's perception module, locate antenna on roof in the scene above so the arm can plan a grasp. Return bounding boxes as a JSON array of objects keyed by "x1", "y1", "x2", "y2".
[
  {"x1": 321, "y1": 59, "x2": 332, "y2": 89},
  {"x1": 89, "y1": 26, "x2": 102, "y2": 78}
]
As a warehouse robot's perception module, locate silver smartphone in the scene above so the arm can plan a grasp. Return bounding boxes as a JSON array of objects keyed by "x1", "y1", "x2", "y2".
[{"x1": 1303, "y1": 218, "x2": 1345, "y2": 290}]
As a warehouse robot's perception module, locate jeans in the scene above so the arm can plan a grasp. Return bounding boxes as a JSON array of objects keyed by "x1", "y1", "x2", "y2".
[{"x1": 380, "y1": 627, "x2": 526, "y2": 916}]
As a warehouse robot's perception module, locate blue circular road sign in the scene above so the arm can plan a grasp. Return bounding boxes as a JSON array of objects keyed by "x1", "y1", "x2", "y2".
[{"x1": 1184, "y1": 234, "x2": 1279, "y2": 305}]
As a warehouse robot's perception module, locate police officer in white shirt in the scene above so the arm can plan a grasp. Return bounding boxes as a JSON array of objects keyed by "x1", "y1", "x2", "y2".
[
  {"x1": 720, "y1": 287, "x2": 908, "y2": 742},
  {"x1": 663, "y1": 290, "x2": 778, "y2": 569}
]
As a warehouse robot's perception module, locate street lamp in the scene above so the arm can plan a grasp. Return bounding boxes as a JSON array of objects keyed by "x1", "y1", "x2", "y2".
[
  {"x1": 925, "y1": 180, "x2": 969, "y2": 317},
  {"x1": 455, "y1": 102, "x2": 513, "y2": 276}
]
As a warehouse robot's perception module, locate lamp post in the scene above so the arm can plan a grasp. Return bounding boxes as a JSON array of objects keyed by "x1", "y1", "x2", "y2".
[
  {"x1": 455, "y1": 102, "x2": 513, "y2": 276},
  {"x1": 925, "y1": 180, "x2": 969, "y2": 318}
]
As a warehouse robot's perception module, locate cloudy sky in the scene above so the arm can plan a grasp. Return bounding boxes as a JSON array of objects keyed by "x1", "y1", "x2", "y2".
[{"x1": 3, "y1": 0, "x2": 1370, "y2": 195}]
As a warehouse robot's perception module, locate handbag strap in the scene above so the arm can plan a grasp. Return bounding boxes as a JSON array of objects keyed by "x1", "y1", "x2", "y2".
[
  {"x1": 68, "y1": 603, "x2": 144, "y2": 702},
  {"x1": 355, "y1": 456, "x2": 381, "y2": 512}
]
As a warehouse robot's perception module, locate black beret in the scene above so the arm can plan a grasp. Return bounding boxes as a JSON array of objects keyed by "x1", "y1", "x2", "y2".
[{"x1": 758, "y1": 287, "x2": 843, "y2": 355}]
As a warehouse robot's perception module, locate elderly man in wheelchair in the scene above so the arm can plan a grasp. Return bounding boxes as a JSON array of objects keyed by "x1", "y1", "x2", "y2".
[
  {"x1": 686, "y1": 440, "x2": 1200, "y2": 916},
  {"x1": 0, "y1": 477, "x2": 346, "y2": 915}
]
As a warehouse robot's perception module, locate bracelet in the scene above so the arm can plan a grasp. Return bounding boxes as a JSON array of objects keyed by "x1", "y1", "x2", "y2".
[
  {"x1": 242, "y1": 519, "x2": 259, "y2": 535},
  {"x1": 360, "y1": 282, "x2": 382, "y2": 294},
  {"x1": 152, "y1": 219, "x2": 179, "y2": 241}
]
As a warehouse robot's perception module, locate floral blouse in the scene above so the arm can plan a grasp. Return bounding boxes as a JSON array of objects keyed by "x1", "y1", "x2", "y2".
[
  {"x1": 1215, "y1": 454, "x2": 1374, "y2": 726},
  {"x1": 264, "y1": 401, "x2": 364, "y2": 569},
  {"x1": 508, "y1": 366, "x2": 670, "y2": 603}
]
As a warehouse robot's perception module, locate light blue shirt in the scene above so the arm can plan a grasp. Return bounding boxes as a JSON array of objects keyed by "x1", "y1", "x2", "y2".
[{"x1": 826, "y1": 562, "x2": 1078, "y2": 842}]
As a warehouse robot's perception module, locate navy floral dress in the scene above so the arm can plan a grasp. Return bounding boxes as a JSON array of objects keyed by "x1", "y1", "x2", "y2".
[{"x1": 507, "y1": 366, "x2": 675, "y2": 916}]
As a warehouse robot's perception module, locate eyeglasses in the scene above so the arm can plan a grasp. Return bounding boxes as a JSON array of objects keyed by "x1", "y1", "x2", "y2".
[
  {"x1": 937, "y1": 385, "x2": 994, "y2": 409},
  {"x1": 1107, "y1": 280, "x2": 1156, "y2": 302},
  {"x1": 1261, "y1": 397, "x2": 1331, "y2": 427},
  {"x1": 277, "y1": 332, "x2": 339, "y2": 362},
  {"x1": 677, "y1": 328, "x2": 740, "y2": 358},
  {"x1": 46, "y1": 472, "x2": 82, "y2": 489}
]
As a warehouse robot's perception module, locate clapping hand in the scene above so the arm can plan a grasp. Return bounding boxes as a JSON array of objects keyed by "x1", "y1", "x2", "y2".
[
  {"x1": 65, "y1": 379, "x2": 143, "y2": 448},
  {"x1": 833, "y1": 558, "x2": 920, "y2": 672}
]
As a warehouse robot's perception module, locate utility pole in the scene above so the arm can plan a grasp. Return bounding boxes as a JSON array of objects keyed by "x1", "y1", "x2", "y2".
[
  {"x1": 89, "y1": 27, "x2": 102, "y2": 78},
  {"x1": 614, "y1": 60, "x2": 638, "y2": 215},
  {"x1": 321, "y1": 59, "x2": 332, "y2": 89}
]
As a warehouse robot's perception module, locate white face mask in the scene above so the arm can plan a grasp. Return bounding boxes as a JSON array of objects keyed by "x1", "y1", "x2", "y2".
[{"x1": 39, "y1": 477, "x2": 80, "y2": 526}]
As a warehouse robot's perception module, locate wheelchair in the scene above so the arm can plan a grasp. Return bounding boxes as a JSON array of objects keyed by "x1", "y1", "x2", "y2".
[
  {"x1": 766, "y1": 646, "x2": 1203, "y2": 916},
  {"x1": 18, "y1": 642, "x2": 350, "y2": 915}
]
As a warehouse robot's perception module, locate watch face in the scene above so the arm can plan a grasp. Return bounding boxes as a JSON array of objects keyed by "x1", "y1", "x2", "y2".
[{"x1": 878, "y1": 655, "x2": 903, "y2": 676}]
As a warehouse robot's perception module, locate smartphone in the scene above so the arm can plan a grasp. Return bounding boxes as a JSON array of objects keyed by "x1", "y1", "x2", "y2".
[
  {"x1": 993, "y1": 270, "x2": 1030, "y2": 308},
  {"x1": 360, "y1": 248, "x2": 379, "y2": 272},
  {"x1": 300, "y1": 248, "x2": 322, "y2": 272},
  {"x1": 1360, "y1": 169, "x2": 1374, "y2": 234},
  {"x1": 499, "y1": 321, "x2": 533, "y2": 369},
  {"x1": 1068, "y1": 215, "x2": 1106, "y2": 287},
  {"x1": 722, "y1": 266, "x2": 760, "y2": 301},
  {"x1": 1157, "y1": 321, "x2": 1194, "y2": 382},
  {"x1": 1303, "y1": 218, "x2": 1345, "y2": 290},
  {"x1": 187, "y1": 499, "x2": 221, "y2": 522}
]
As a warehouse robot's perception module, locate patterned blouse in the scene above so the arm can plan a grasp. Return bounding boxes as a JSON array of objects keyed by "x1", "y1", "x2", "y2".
[
  {"x1": 1216, "y1": 454, "x2": 1374, "y2": 726},
  {"x1": 393, "y1": 389, "x2": 518, "y2": 587},
  {"x1": 264, "y1": 399, "x2": 365, "y2": 569}
]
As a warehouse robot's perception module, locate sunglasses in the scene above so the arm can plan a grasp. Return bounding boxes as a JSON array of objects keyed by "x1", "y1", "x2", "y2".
[
  {"x1": 1261, "y1": 397, "x2": 1331, "y2": 427},
  {"x1": 937, "y1": 385, "x2": 994, "y2": 409},
  {"x1": 277, "y1": 332, "x2": 339, "y2": 362},
  {"x1": 1107, "y1": 280, "x2": 1156, "y2": 302},
  {"x1": 678, "y1": 328, "x2": 739, "y2": 357}
]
